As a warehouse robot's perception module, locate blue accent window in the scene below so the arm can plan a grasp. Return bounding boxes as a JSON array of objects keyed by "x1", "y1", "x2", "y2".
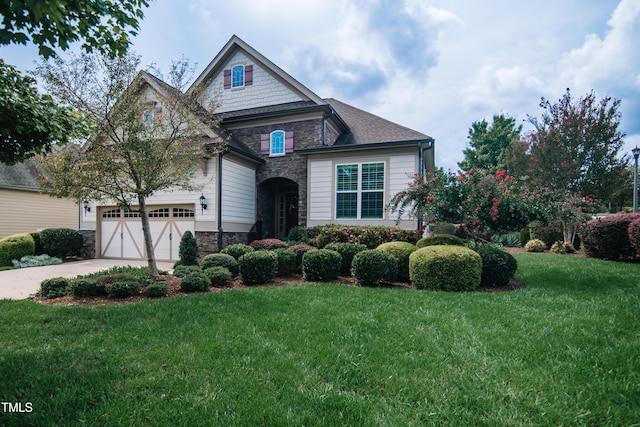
[
  {"x1": 232, "y1": 65, "x2": 244, "y2": 87},
  {"x1": 270, "y1": 130, "x2": 285, "y2": 156}
]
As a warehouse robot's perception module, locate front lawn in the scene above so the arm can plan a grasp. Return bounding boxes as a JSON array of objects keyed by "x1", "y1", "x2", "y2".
[{"x1": 1, "y1": 253, "x2": 638, "y2": 426}]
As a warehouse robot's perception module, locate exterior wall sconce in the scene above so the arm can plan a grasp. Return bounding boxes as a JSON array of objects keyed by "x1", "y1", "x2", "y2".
[
  {"x1": 83, "y1": 201, "x2": 91, "y2": 215},
  {"x1": 199, "y1": 194, "x2": 208, "y2": 214}
]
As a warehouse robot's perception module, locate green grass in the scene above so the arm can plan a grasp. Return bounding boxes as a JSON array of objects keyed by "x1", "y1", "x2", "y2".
[{"x1": 1, "y1": 253, "x2": 639, "y2": 426}]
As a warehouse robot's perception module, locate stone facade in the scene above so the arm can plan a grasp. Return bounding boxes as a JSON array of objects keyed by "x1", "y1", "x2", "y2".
[
  {"x1": 79, "y1": 230, "x2": 96, "y2": 259},
  {"x1": 195, "y1": 231, "x2": 249, "y2": 256}
]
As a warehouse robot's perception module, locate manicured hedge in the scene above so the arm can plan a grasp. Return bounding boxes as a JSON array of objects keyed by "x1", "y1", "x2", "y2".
[
  {"x1": 238, "y1": 250, "x2": 278, "y2": 285},
  {"x1": 220, "y1": 243, "x2": 254, "y2": 260},
  {"x1": 249, "y1": 238, "x2": 287, "y2": 250},
  {"x1": 200, "y1": 253, "x2": 238, "y2": 276},
  {"x1": 0, "y1": 233, "x2": 35, "y2": 266},
  {"x1": 324, "y1": 243, "x2": 367, "y2": 276},
  {"x1": 302, "y1": 249, "x2": 341, "y2": 282},
  {"x1": 476, "y1": 246, "x2": 517, "y2": 287},
  {"x1": 582, "y1": 213, "x2": 640, "y2": 261},
  {"x1": 351, "y1": 250, "x2": 398, "y2": 287},
  {"x1": 409, "y1": 245, "x2": 482, "y2": 292},
  {"x1": 416, "y1": 234, "x2": 466, "y2": 249},
  {"x1": 376, "y1": 241, "x2": 417, "y2": 282},
  {"x1": 39, "y1": 228, "x2": 83, "y2": 258},
  {"x1": 306, "y1": 225, "x2": 422, "y2": 249}
]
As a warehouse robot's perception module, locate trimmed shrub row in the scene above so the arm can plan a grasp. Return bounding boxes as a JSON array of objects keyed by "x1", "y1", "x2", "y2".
[{"x1": 582, "y1": 213, "x2": 640, "y2": 261}]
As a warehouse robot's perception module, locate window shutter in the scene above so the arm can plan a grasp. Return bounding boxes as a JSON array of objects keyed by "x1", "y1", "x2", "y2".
[
  {"x1": 223, "y1": 69, "x2": 231, "y2": 89},
  {"x1": 245, "y1": 65, "x2": 253, "y2": 86},
  {"x1": 260, "y1": 134, "x2": 270, "y2": 154},
  {"x1": 285, "y1": 131, "x2": 294, "y2": 153}
]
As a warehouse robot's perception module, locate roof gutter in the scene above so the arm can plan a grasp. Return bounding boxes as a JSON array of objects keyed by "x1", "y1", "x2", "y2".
[{"x1": 296, "y1": 138, "x2": 433, "y2": 154}]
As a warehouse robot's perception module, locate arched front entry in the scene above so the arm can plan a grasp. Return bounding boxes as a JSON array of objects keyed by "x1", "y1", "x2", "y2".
[{"x1": 257, "y1": 177, "x2": 299, "y2": 239}]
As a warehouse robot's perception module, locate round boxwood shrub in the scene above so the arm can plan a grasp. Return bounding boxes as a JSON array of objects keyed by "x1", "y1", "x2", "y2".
[
  {"x1": 476, "y1": 246, "x2": 517, "y2": 288},
  {"x1": 204, "y1": 266, "x2": 232, "y2": 287},
  {"x1": 273, "y1": 248, "x2": 296, "y2": 276},
  {"x1": 180, "y1": 271, "x2": 211, "y2": 292},
  {"x1": 376, "y1": 241, "x2": 417, "y2": 282},
  {"x1": 173, "y1": 264, "x2": 201, "y2": 278},
  {"x1": 105, "y1": 280, "x2": 142, "y2": 298},
  {"x1": 178, "y1": 230, "x2": 198, "y2": 265},
  {"x1": 69, "y1": 278, "x2": 101, "y2": 297},
  {"x1": 416, "y1": 234, "x2": 466, "y2": 249},
  {"x1": 39, "y1": 277, "x2": 70, "y2": 299},
  {"x1": 302, "y1": 249, "x2": 341, "y2": 282},
  {"x1": 0, "y1": 233, "x2": 35, "y2": 266},
  {"x1": 144, "y1": 281, "x2": 170, "y2": 298},
  {"x1": 351, "y1": 249, "x2": 398, "y2": 287},
  {"x1": 524, "y1": 239, "x2": 546, "y2": 252},
  {"x1": 288, "y1": 243, "x2": 316, "y2": 272},
  {"x1": 221, "y1": 243, "x2": 254, "y2": 260},
  {"x1": 409, "y1": 245, "x2": 482, "y2": 292},
  {"x1": 238, "y1": 250, "x2": 278, "y2": 285},
  {"x1": 200, "y1": 253, "x2": 238, "y2": 276},
  {"x1": 39, "y1": 228, "x2": 83, "y2": 258},
  {"x1": 324, "y1": 243, "x2": 368, "y2": 276}
]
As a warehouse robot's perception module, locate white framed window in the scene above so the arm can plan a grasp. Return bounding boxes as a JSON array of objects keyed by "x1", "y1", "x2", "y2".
[
  {"x1": 270, "y1": 130, "x2": 285, "y2": 156},
  {"x1": 336, "y1": 162, "x2": 385, "y2": 219},
  {"x1": 231, "y1": 65, "x2": 244, "y2": 88}
]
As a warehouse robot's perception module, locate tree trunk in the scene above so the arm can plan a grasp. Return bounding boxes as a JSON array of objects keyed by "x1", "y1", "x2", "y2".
[{"x1": 137, "y1": 195, "x2": 159, "y2": 277}]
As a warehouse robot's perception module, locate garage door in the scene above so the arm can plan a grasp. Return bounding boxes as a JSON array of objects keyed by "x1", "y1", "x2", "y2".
[{"x1": 99, "y1": 205, "x2": 195, "y2": 262}]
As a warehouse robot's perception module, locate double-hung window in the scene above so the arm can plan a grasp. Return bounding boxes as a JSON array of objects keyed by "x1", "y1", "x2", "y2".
[{"x1": 336, "y1": 162, "x2": 385, "y2": 219}]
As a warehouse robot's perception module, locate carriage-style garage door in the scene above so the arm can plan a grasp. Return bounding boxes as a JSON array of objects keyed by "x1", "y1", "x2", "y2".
[{"x1": 99, "y1": 205, "x2": 195, "y2": 262}]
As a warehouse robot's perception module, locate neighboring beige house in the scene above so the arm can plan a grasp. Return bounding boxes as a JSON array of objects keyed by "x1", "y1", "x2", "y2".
[
  {"x1": 0, "y1": 159, "x2": 78, "y2": 239},
  {"x1": 79, "y1": 35, "x2": 436, "y2": 262}
]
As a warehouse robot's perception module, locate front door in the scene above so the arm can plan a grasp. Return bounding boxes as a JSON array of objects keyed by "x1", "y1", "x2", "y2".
[{"x1": 275, "y1": 190, "x2": 298, "y2": 239}]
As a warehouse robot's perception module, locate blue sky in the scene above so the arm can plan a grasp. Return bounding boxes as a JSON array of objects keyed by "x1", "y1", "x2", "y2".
[{"x1": 1, "y1": 0, "x2": 638, "y2": 171}]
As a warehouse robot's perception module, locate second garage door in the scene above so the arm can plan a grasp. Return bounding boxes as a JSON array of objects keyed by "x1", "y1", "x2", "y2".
[{"x1": 100, "y1": 205, "x2": 195, "y2": 262}]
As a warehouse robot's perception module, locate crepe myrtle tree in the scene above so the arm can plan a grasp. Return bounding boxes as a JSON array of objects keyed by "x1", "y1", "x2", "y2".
[{"x1": 36, "y1": 52, "x2": 225, "y2": 276}]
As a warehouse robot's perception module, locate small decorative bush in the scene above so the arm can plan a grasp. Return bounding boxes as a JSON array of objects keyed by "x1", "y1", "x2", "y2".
[
  {"x1": 200, "y1": 253, "x2": 238, "y2": 276},
  {"x1": 96, "y1": 273, "x2": 140, "y2": 287},
  {"x1": 29, "y1": 231, "x2": 45, "y2": 255},
  {"x1": 476, "y1": 246, "x2": 517, "y2": 287},
  {"x1": 582, "y1": 214, "x2": 640, "y2": 261},
  {"x1": 221, "y1": 243, "x2": 254, "y2": 260},
  {"x1": 416, "y1": 234, "x2": 466, "y2": 249},
  {"x1": 0, "y1": 233, "x2": 35, "y2": 266},
  {"x1": 307, "y1": 225, "x2": 422, "y2": 249},
  {"x1": 550, "y1": 241, "x2": 566, "y2": 254},
  {"x1": 249, "y1": 238, "x2": 288, "y2": 250},
  {"x1": 69, "y1": 278, "x2": 101, "y2": 297},
  {"x1": 302, "y1": 249, "x2": 342, "y2": 282},
  {"x1": 524, "y1": 239, "x2": 547, "y2": 252},
  {"x1": 238, "y1": 250, "x2": 278, "y2": 285},
  {"x1": 39, "y1": 277, "x2": 70, "y2": 299},
  {"x1": 173, "y1": 264, "x2": 201, "y2": 278},
  {"x1": 105, "y1": 281, "x2": 142, "y2": 298},
  {"x1": 288, "y1": 243, "x2": 316, "y2": 271},
  {"x1": 39, "y1": 228, "x2": 83, "y2": 258},
  {"x1": 204, "y1": 266, "x2": 232, "y2": 287},
  {"x1": 12, "y1": 254, "x2": 62, "y2": 268},
  {"x1": 376, "y1": 241, "x2": 417, "y2": 282},
  {"x1": 273, "y1": 248, "x2": 297, "y2": 276},
  {"x1": 180, "y1": 271, "x2": 211, "y2": 292},
  {"x1": 409, "y1": 246, "x2": 482, "y2": 292},
  {"x1": 563, "y1": 242, "x2": 576, "y2": 253},
  {"x1": 144, "y1": 281, "x2": 170, "y2": 298},
  {"x1": 324, "y1": 243, "x2": 368, "y2": 276},
  {"x1": 287, "y1": 226, "x2": 306, "y2": 243},
  {"x1": 351, "y1": 250, "x2": 398, "y2": 287},
  {"x1": 178, "y1": 231, "x2": 198, "y2": 265}
]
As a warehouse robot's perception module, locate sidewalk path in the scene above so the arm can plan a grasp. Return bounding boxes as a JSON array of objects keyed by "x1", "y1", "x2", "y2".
[{"x1": 0, "y1": 259, "x2": 174, "y2": 300}]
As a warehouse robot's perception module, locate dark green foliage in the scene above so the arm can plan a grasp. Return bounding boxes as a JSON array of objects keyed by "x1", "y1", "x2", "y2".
[
  {"x1": 0, "y1": 233, "x2": 35, "y2": 266},
  {"x1": 172, "y1": 264, "x2": 201, "y2": 278},
  {"x1": 273, "y1": 248, "x2": 296, "y2": 276},
  {"x1": 178, "y1": 231, "x2": 198, "y2": 265},
  {"x1": 528, "y1": 221, "x2": 563, "y2": 248},
  {"x1": 416, "y1": 234, "x2": 466, "y2": 248},
  {"x1": 96, "y1": 273, "x2": 139, "y2": 286},
  {"x1": 351, "y1": 250, "x2": 398, "y2": 287},
  {"x1": 286, "y1": 226, "x2": 306, "y2": 243},
  {"x1": 410, "y1": 246, "x2": 482, "y2": 291},
  {"x1": 429, "y1": 222, "x2": 457, "y2": 235},
  {"x1": 307, "y1": 225, "x2": 422, "y2": 249},
  {"x1": 324, "y1": 243, "x2": 368, "y2": 276},
  {"x1": 69, "y1": 278, "x2": 101, "y2": 297},
  {"x1": 288, "y1": 243, "x2": 316, "y2": 272},
  {"x1": 144, "y1": 282, "x2": 169, "y2": 298},
  {"x1": 39, "y1": 228, "x2": 83, "y2": 258},
  {"x1": 221, "y1": 243, "x2": 254, "y2": 260},
  {"x1": 105, "y1": 281, "x2": 142, "y2": 298},
  {"x1": 179, "y1": 272, "x2": 211, "y2": 292},
  {"x1": 39, "y1": 277, "x2": 70, "y2": 299},
  {"x1": 583, "y1": 213, "x2": 640, "y2": 261},
  {"x1": 628, "y1": 217, "x2": 640, "y2": 256},
  {"x1": 376, "y1": 241, "x2": 417, "y2": 282},
  {"x1": 302, "y1": 249, "x2": 341, "y2": 282},
  {"x1": 476, "y1": 246, "x2": 517, "y2": 287},
  {"x1": 204, "y1": 267, "x2": 232, "y2": 287},
  {"x1": 238, "y1": 250, "x2": 278, "y2": 285},
  {"x1": 29, "y1": 231, "x2": 45, "y2": 255},
  {"x1": 200, "y1": 253, "x2": 238, "y2": 276},
  {"x1": 249, "y1": 238, "x2": 288, "y2": 250}
]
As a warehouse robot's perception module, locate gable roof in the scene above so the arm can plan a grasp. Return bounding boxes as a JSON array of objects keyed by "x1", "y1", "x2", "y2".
[
  {"x1": 188, "y1": 35, "x2": 326, "y2": 106},
  {"x1": 0, "y1": 158, "x2": 45, "y2": 191}
]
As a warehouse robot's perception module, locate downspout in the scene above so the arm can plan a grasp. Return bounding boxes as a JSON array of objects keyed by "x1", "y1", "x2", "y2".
[
  {"x1": 217, "y1": 152, "x2": 224, "y2": 252},
  {"x1": 417, "y1": 138, "x2": 435, "y2": 233}
]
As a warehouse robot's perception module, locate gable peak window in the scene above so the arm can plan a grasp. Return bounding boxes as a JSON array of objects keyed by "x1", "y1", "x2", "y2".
[
  {"x1": 224, "y1": 64, "x2": 253, "y2": 89},
  {"x1": 232, "y1": 65, "x2": 244, "y2": 87},
  {"x1": 142, "y1": 109, "x2": 154, "y2": 126}
]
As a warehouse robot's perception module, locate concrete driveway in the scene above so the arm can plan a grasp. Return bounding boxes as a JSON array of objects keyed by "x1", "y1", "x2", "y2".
[{"x1": 0, "y1": 259, "x2": 174, "y2": 300}]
